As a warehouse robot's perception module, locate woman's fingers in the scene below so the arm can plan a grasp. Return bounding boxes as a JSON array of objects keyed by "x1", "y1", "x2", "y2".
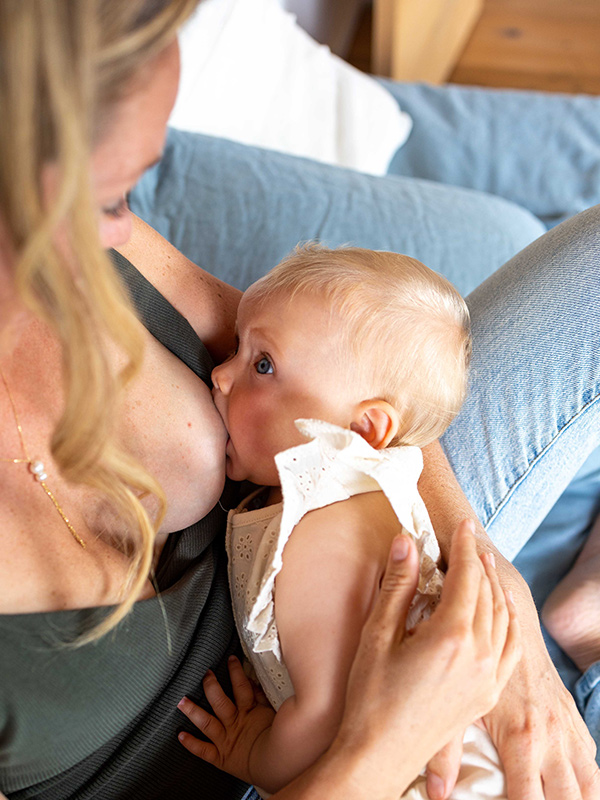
[
  {"x1": 369, "y1": 533, "x2": 420, "y2": 646},
  {"x1": 472, "y1": 551, "x2": 495, "y2": 647},
  {"x1": 430, "y1": 520, "x2": 520, "y2": 722},
  {"x1": 496, "y1": 590, "x2": 521, "y2": 689},
  {"x1": 475, "y1": 549, "x2": 521, "y2": 691},
  {"x1": 481, "y1": 552, "x2": 509, "y2": 656},
  {"x1": 437, "y1": 520, "x2": 484, "y2": 628},
  {"x1": 426, "y1": 733, "x2": 464, "y2": 800}
]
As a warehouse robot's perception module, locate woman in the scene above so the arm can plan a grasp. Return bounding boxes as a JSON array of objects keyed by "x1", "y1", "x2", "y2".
[{"x1": 0, "y1": 2, "x2": 597, "y2": 799}]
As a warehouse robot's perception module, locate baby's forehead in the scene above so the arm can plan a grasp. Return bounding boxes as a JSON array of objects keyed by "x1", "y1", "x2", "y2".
[
  {"x1": 239, "y1": 289, "x2": 352, "y2": 362},
  {"x1": 240, "y1": 286, "x2": 337, "y2": 324}
]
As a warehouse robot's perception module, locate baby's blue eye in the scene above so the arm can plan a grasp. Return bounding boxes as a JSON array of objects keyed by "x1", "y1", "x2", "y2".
[{"x1": 255, "y1": 356, "x2": 273, "y2": 375}]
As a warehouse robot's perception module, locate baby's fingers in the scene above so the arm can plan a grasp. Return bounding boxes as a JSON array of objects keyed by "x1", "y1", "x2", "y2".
[
  {"x1": 203, "y1": 669, "x2": 238, "y2": 724},
  {"x1": 178, "y1": 730, "x2": 220, "y2": 765},
  {"x1": 228, "y1": 656, "x2": 259, "y2": 710},
  {"x1": 178, "y1": 696, "x2": 225, "y2": 747}
]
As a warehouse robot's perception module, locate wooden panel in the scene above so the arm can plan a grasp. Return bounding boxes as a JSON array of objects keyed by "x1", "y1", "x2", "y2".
[
  {"x1": 449, "y1": 0, "x2": 600, "y2": 94},
  {"x1": 349, "y1": 0, "x2": 600, "y2": 96},
  {"x1": 373, "y1": 0, "x2": 484, "y2": 83}
]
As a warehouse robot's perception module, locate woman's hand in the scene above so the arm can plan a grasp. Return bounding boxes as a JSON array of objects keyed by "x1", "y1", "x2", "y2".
[
  {"x1": 331, "y1": 520, "x2": 520, "y2": 800},
  {"x1": 481, "y1": 629, "x2": 600, "y2": 800},
  {"x1": 418, "y1": 441, "x2": 600, "y2": 800}
]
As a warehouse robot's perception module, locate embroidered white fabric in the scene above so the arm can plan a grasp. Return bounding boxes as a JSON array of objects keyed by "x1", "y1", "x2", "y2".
[{"x1": 226, "y1": 419, "x2": 506, "y2": 799}]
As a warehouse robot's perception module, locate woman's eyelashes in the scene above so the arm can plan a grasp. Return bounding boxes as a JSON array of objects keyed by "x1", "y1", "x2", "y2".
[
  {"x1": 102, "y1": 196, "x2": 129, "y2": 218},
  {"x1": 255, "y1": 355, "x2": 274, "y2": 375}
]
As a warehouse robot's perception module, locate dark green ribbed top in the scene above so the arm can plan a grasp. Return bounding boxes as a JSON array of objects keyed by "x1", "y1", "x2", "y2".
[{"x1": 0, "y1": 252, "x2": 251, "y2": 799}]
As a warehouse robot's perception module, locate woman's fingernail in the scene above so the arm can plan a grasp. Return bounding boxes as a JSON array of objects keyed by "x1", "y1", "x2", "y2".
[
  {"x1": 391, "y1": 536, "x2": 409, "y2": 562},
  {"x1": 487, "y1": 552, "x2": 496, "y2": 568},
  {"x1": 426, "y1": 772, "x2": 446, "y2": 800},
  {"x1": 177, "y1": 698, "x2": 187, "y2": 710},
  {"x1": 464, "y1": 519, "x2": 475, "y2": 533},
  {"x1": 506, "y1": 589, "x2": 515, "y2": 606}
]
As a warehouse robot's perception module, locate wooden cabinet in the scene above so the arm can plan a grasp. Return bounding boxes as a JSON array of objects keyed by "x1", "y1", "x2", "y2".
[{"x1": 372, "y1": 0, "x2": 483, "y2": 83}]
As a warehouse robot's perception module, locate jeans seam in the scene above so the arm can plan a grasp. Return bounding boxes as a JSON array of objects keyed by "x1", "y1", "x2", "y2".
[{"x1": 484, "y1": 389, "x2": 600, "y2": 530}]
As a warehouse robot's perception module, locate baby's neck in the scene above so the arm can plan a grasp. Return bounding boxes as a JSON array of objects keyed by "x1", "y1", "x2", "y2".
[{"x1": 266, "y1": 486, "x2": 283, "y2": 505}]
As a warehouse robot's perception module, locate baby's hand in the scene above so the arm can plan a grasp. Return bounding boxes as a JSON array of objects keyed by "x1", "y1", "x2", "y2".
[{"x1": 177, "y1": 656, "x2": 275, "y2": 785}]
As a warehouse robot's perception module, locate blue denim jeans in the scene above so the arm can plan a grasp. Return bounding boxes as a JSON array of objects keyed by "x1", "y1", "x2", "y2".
[{"x1": 440, "y1": 205, "x2": 600, "y2": 749}]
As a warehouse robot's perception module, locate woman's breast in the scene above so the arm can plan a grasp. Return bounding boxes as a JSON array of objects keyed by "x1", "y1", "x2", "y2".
[{"x1": 118, "y1": 327, "x2": 228, "y2": 534}]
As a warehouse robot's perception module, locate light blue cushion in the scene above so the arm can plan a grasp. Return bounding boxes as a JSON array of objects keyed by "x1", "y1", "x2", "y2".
[
  {"x1": 130, "y1": 127, "x2": 544, "y2": 296},
  {"x1": 383, "y1": 80, "x2": 600, "y2": 229}
]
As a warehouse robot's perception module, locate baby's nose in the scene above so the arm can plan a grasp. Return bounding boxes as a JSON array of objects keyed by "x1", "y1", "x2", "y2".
[{"x1": 211, "y1": 362, "x2": 231, "y2": 394}]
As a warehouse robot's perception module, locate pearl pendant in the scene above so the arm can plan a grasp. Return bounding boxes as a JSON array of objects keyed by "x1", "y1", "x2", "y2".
[{"x1": 29, "y1": 459, "x2": 48, "y2": 482}]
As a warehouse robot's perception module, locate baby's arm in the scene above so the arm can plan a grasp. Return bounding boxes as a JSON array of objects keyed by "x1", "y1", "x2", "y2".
[
  {"x1": 181, "y1": 492, "x2": 395, "y2": 793},
  {"x1": 248, "y1": 494, "x2": 389, "y2": 790}
]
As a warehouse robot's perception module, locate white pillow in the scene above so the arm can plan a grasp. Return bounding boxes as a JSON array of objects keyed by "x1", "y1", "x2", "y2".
[{"x1": 169, "y1": 0, "x2": 412, "y2": 176}]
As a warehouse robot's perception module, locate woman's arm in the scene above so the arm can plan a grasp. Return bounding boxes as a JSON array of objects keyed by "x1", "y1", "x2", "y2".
[
  {"x1": 418, "y1": 441, "x2": 600, "y2": 800},
  {"x1": 117, "y1": 213, "x2": 241, "y2": 362},
  {"x1": 179, "y1": 523, "x2": 520, "y2": 799}
]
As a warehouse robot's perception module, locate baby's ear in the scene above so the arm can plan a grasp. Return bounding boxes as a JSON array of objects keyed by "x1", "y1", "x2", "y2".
[{"x1": 350, "y1": 400, "x2": 400, "y2": 449}]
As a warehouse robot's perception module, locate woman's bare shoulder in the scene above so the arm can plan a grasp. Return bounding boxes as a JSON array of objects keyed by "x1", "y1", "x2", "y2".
[{"x1": 117, "y1": 214, "x2": 241, "y2": 361}]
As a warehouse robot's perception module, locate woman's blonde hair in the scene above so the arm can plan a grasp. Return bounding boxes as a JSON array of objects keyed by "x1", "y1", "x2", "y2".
[
  {"x1": 245, "y1": 244, "x2": 472, "y2": 448},
  {"x1": 0, "y1": 0, "x2": 199, "y2": 642}
]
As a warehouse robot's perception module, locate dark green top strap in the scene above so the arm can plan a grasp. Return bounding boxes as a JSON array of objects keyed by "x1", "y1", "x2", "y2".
[{"x1": 110, "y1": 249, "x2": 214, "y2": 387}]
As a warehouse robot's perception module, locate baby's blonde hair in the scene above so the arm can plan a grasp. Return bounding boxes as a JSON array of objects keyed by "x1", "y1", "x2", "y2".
[{"x1": 245, "y1": 244, "x2": 472, "y2": 448}]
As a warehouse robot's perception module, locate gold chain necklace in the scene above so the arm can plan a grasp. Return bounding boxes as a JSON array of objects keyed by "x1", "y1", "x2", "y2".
[{"x1": 0, "y1": 367, "x2": 86, "y2": 548}]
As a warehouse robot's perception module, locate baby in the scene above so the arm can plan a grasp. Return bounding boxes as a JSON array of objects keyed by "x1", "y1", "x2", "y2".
[{"x1": 180, "y1": 244, "x2": 507, "y2": 798}]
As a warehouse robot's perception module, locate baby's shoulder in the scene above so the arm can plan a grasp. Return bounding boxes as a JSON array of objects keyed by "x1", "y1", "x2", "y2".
[
  {"x1": 286, "y1": 490, "x2": 401, "y2": 569},
  {"x1": 275, "y1": 492, "x2": 400, "y2": 632}
]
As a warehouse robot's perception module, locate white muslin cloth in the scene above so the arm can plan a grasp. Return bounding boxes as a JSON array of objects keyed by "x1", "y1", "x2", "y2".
[{"x1": 226, "y1": 419, "x2": 506, "y2": 799}]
